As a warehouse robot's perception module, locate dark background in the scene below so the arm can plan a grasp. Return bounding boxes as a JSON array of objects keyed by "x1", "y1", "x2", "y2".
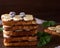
[{"x1": 0, "y1": 0, "x2": 60, "y2": 22}]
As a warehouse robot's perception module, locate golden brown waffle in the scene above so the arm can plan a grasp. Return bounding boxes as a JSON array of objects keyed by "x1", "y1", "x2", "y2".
[
  {"x1": 3, "y1": 25, "x2": 38, "y2": 31},
  {"x1": 4, "y1": 41, "x2": 37, "y2": 46},
  {"x1": 2, "y1": 20, "x2": 36, "y2": 26},
  {"x1": 3, "y1": 30, "x2": 37, "y2": 36},
  {"x1": 4, "y1": 36, "x2": 37, "y2": 42}
]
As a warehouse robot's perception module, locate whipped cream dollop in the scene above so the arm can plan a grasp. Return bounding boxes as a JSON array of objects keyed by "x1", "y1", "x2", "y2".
[
  {"x1": 13, "y1": 15, "x2": 23, "y2": 21},
  {"x1": 1, "y1": 14, "x2": 12, "y2": 21},
  {"x1": 23, "y1": 15, "x2": 33, "y2": 21}
]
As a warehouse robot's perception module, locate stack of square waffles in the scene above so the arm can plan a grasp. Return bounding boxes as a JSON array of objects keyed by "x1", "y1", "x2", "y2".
[{"x1": 1, "y1": 12, "x2": 38, "y2": 46}]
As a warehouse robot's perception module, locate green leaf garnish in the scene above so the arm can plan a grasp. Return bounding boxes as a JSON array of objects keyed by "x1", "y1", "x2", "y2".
[
  {"x1": 37, "y1": 21, "x2": 56, "y2": 47},
  {"x1": 49, "y1": 21, "x2": 56, "y2": 26},
  {"x1": 37, "y1": 32, "x2": 51, "y2": 47},
  {"x1": 42, "y1": 21, "x2": 56, "y2": 27}
]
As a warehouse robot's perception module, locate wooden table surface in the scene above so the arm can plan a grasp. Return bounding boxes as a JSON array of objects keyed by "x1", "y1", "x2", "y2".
[{"x1": 0, "y1": 25, "x2": 60, "y2": 48}]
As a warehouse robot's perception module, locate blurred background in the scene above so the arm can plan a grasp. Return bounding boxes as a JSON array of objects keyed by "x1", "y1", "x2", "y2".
[{"x1": 0, "y1": 0, "x2": 60, "y2": 22}]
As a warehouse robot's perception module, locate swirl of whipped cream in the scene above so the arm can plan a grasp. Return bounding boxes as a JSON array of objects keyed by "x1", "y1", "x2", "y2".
[
  {"x1": 23, "y1": 15, "x2": 33, "y2": 21},
  {"x1": 1, "y1": 14, "x2": 12, "y2": 21},
  {"x1": 13, "y1": 15, "x2": 23, "y2": 21}
]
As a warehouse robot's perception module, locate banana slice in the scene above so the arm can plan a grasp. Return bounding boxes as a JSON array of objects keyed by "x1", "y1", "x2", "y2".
[
  {"x1": 56, "y1": 25, "x2": 60, "y2": 28},
  {"x1": 56, "y1": 25, "x2": 60, "y2": 33},
  {"x1": 23, "y1": 15, "x2": 33, "y2": 21},
  {"x1": 48, "y1": 25, "x2": 60, "y2": 33},
  {"x1": 56, "y1": 29, "x2": 60, "y2": 33},
  {"x1": 48, "y1": 27, "x2": 56, "y2": 31},
  {"x1": 13, "y1": 15, "x2": 23, "y2": 21},
  {"x1": 1, "y1": 14, "x2": 12, "y2": 21}
]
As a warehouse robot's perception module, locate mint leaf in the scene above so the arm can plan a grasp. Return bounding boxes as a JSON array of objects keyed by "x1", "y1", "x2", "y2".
[
  {"x1": 37, "y1": 32, "x2": 43, "y2": 37},
  {"x1": 37, "y1": 37, "x2": 47, "y2": 47},
  {"x1": 40, "y1": 37, "x2": 47, "y2": 45},
  {"x1": 37, "y1": 32, "x2": 51, "y2": 47},
  {"x1": 49, "y1": 21, "x2": 56, "y2": 26},
  {"x1": 44, "y1": 35, "x2": 51, "y2": 43},
  {"x1": 42, "y1": 21, "x2": 50, "y2": 27},
  {"x1": 37, "y1": 20, "x2": 56, "y2": 47},
  {"x1": 42, "y1": 21, "x2": 56, "y2": 27}
]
